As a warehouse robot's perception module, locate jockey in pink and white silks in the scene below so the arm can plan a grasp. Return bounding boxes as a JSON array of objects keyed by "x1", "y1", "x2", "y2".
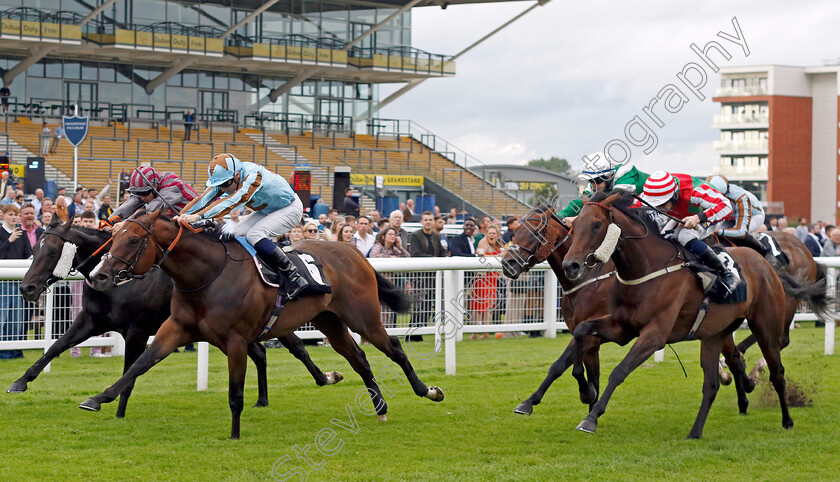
[
  {"x1": 109, "y1": 166, "x2": 198, "y2": 223},
  {"x1": 637, "y1": 170, "x2": 738, "y2": 293},
  {"x1": 176, "y1": 153, "x2": 308, "y2": 298}
]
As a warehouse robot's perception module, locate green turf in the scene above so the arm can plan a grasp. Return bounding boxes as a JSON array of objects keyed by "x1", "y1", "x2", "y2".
[{"x1": 0, "y1": 324, "x2": 838, "y2": 481}]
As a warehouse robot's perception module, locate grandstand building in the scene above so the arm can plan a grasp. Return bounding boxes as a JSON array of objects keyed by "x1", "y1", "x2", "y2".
[
  {"x1": 0, "y1": 0, "x2": 542, "y2": 219},
  {"x1": 713, "y1": 64, "x2": 840, "y2": 224}
]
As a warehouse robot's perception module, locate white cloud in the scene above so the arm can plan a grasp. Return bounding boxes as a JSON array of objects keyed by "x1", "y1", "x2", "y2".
[{"x1": 381, "y1": 0, "x2": 840, "y2": 177}]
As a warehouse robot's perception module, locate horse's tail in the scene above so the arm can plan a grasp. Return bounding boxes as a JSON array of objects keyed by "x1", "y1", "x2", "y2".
[
  {"x1": 375, "y1": 272, "x2": 412, "y2": 313},
  {"x1": 776, "y1": 262, "x2": 835, "y2": 322}
]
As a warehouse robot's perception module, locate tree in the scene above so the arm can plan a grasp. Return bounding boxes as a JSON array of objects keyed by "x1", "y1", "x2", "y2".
[
  {"x1": 527, "y1": 156, "x2": 571, "y2": 175},
  {"x1": 529, "y1": 183, "x2": 558, "y2": 206}
]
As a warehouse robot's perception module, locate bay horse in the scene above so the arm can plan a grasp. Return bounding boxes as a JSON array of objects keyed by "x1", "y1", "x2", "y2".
[
  {"x1": 562, "y1": 190, "x2": 791, "y2": 439},
  {"x1": 83, "y1": 210, "x2": 444, "y2": 439},
  {"x1": 8, "y1": 220, "x2": 341, "y2": 417},
  {"x1": 500, "y1": 205, "x2": 748, "y2": 416}
]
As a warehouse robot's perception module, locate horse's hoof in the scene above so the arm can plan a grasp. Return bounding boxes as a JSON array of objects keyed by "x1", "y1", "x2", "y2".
[
  {"x1": 718, "y1": 366, "x2": 733, "y2": 386},
  {"x1": 426, "y1": 386, "x2": 444, "y2": 402},
  {"x1": 253, "y1": 400, "x2": 269, "y2": 408},
  {"x1": 579, "y1": 385, "x2": 597, "y2": 405},
  {"x1": 513, "y1": 401, "x2": 533, "y2": 415},
  {"x1": 576, "y1": 418, "x2": 597, "y2": 433},
  {"x1": 377, "y1": 414, "x2": 387, "y2": 422},
  {"x1": 79, "y1": 399, "x2": 101, "y2": 412},
  {"x1": 783, "y1": 419, "x2": 793, "y2": 430},
  {"x1": 325, "y1": 371, "x2": 344, "y2": 385},
  {"x1": 7, "y1": 380, "x2": 27, "y2": 393},
  {"x1": 686, "y1": 432, "x2": 702, "y2": 440}
]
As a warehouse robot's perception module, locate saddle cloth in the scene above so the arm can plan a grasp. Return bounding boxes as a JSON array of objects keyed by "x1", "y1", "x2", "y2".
[
  {"x1": 757, "y1": 233, "x2": 791, "y2": 266},
  {"x1": 683, "y1": 245, "x2": 747, "y2": 305}
]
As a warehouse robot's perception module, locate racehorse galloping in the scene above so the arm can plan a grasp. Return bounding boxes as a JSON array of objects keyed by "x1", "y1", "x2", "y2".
[
  {"x1": 8, "y1": 220, "x2": 341, "y2": 416},
  {"x1": 83, "y1": 211, "x2": 443, "y2": 439},
  {"x1": 500, "y1": 205, "x2": 748, "y2": 417},
  {"x1": 562, "y1": 191, "x2": 791, "y2": 439}
]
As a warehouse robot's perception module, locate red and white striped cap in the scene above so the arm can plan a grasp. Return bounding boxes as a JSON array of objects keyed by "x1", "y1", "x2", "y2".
[{"x1": 639, "y1": 170, "x2": 677, "y2": 207}]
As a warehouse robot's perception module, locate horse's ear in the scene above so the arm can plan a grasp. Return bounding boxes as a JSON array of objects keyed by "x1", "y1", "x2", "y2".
[
  {"x1": 148, "y1": 208, "x2": 163, "y2": 220},
  {"x1": 603, "y1": 192, "x2": 621, "y2": 206},
  {"x1": 58, "y1": 218, "x2": 73, "y2": 233}
]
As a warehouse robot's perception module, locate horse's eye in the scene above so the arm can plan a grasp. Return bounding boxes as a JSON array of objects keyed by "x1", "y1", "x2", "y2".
[
  {"x1": 592, "y1": 221, "x2": 603, "y2": 232},
  {"x1": 46, "y1": 248, "x2": 58, "y2": 257},
  {"x1": 128, "y1": 238, "x2": 140, "y2": 247}
]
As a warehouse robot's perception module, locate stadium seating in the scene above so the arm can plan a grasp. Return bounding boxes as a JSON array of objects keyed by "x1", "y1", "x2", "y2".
[{"x1": 4, "y1": 120, "x2": 527, "y2": 217}]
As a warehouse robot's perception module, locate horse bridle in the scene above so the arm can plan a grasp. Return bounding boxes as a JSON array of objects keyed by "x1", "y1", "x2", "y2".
[
  {"x1": 39, "y1": 230, "x2": 84, "y2": 289},
  {"x1": 103, "y1": 219, "x2": 180, "y2": 283},
  {"x1": 510, "y1": 208, "x2": 572, "y2": 267}
]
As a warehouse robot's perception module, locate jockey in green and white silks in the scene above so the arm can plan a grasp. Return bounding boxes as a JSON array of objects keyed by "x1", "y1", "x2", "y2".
[
  {"x1": 559, "y1": 152, "x2": 649, "y2": 220},
  {"x1": 176, "y1": 153, "x2": 308, "y2": 298},
  {"x1": 706, "y1": 174, "x2": 769, "y2": 257}
]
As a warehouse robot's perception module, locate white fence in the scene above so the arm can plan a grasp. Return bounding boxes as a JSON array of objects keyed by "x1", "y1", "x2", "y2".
[{"x1": 0, "y1": 257, "x2": 836, "y2": 389}]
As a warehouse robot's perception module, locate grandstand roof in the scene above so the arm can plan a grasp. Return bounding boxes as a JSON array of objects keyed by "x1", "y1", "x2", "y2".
[{"x1": 197, "y1": 0, "x2": 529, "y2": 11}]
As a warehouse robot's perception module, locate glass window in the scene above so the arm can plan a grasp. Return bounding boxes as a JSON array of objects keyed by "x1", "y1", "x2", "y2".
[
  {"x1": 27, "y1": 62, "x2": 45, "y2": 78},
  {"x1": 45, "y1": 59, "x2": 62, "y2": 78},
  {"x1": 182, "y1": 71, "x2": 197, "y2": 87},
  {"x1": 82, "y1": 62, "x2": 98, "y2": 81},
  {"x1": 116, "y1": 64, "x2": 132, "y2": 83},
  {"x1": 229, "y1": 74, "x2": 244, "y2": 91},
  {"x1": 167, "y1": 72, "x2": 181, "y2": 86},
  {"x1": 133, "y1": 0, "x2": 167, "y2": 23},
  {"x1": 64, "y1": 61, "x2": 80, "y2": 79},
  {"x1": 214, "y1": 73, "x2": 228, "y2": 90},
  {"x1": 99, "y1": 64, "x2": 116, "y2": 83},
  {"x1": 198, "y1": 72, "x2": 213, "y2": 89}
]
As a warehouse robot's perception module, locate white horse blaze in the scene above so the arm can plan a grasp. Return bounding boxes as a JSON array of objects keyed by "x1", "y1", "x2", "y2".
[{"x1": 593, "y1": 223, "x2": 621, "y2": 262}]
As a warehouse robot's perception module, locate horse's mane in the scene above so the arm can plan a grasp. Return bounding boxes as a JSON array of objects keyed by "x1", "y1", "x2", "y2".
[
  {"x1": 589, "y1": 189, "x2": 661, "y2": 234},
  {"x1": 525, "y1": 204, "x2": 564, "y2": 260}
]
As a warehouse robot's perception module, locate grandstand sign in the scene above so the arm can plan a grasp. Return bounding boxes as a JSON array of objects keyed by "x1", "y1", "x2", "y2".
[
  {"x1": 62, "y1": 115, "x2": 89, "y2": 147},
  {"x1": 351, "y1": 174, "x2": 423, "y2": 187}
]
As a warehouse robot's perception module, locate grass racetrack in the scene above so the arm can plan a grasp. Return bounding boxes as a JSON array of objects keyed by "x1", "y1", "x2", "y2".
[{"x1": 1, "y1": 323, "x2": 838, "y2": 481}]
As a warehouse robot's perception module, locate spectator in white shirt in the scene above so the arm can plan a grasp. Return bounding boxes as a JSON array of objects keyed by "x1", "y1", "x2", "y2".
[{"x1": 352, "y1": 215, "x2": 376, "y2": 256}]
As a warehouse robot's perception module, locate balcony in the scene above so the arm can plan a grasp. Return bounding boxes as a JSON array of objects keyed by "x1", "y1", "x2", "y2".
[
  {"x1": 715, "y1": 161, "x2": 768, "y2": 181},
  {"x1": 0, "y1": 7, "x2": 81, "y2": 44},
  {"x1": 715, "y1": 85, "x2": 767, "y2": 97},
  {"x1": 712, "y1": 113, "x2": 769, "y2": 129},
  {"x1": 713, "y1": 138, "x2": 769, "y2": 155}
]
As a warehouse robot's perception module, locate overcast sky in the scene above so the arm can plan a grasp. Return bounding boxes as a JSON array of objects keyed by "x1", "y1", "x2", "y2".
[{"x1": 380, "y1": 0, "x2": 839, "y2": 176}]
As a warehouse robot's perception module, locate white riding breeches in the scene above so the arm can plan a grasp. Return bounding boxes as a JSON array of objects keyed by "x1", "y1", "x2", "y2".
[{"x1": 225, "y1": 194, "x2": 303, "y2": 246}]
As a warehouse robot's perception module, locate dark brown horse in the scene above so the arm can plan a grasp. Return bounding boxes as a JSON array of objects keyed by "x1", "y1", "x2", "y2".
[
  {"x1": 501, "y1": 205, "x2": 749, "y2": 416},
  {"x1": 83, "y1": 211, "x2": 443, "y2": 439},
  {"x1": 501, "y1": 205, "x2": 613, "y2": 414},
  {"x1": 562, "y1": 191, "x2": 791, "y2": 439},
  {"x1": 9, "y1": 220, "x2": 341, "y2": 415}
]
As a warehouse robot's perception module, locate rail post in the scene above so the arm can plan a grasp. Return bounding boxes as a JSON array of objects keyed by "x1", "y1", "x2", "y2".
[
  {"x1": 443, "y1": 269, "x2": 458, "y2": 375},
  {"x1": 543, "y1": 270, "x2": 558, "y2": 338},
  {"x1": 826, "y1": 267, "x2": 836, "y2": 355},
  {"x1": 43, "y1": 288, "x2": 54, "y2": 373},
  {"x1": 197, "y1": 341, "x2": 209, "y2": 391}
]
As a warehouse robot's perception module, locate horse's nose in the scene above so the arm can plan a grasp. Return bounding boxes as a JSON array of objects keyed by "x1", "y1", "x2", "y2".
[
  {"x1": 563, "y1": 260, "x2": 583, "y2": 281},
  {"x1": 19, "y1": 283, "x2": 37, "y2": 301},
  {"x1": 501, "y1": 259, "x2": 520, "y2": 279},
  {"x1": 91, "y1": 272, "x2": 112, "y2": 292}
]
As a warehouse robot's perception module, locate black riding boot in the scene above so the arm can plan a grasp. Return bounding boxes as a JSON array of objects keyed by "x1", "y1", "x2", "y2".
[
  {"x1": 698, "y1": 248, "x2": 738, "y2": 294},
  {"x1": 262, "y1": 246, "x2": 309, "y2": 299},
  {"x1": 732, "y1": 234, "x2": 768, "y2": 257}
]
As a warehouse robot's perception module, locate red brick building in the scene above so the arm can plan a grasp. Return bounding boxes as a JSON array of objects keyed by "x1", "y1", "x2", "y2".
[{"x1": 713, "y1": 65, "x2": 839, "y2": 224}]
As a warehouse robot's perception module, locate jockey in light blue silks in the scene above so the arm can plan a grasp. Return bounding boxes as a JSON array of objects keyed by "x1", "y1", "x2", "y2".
[
  {"x1": 706, "y1": 174, "x2": 769, "y2": 258},
  {"x1": 176, "y1": 153, "x2": 308, "y2": 298}
]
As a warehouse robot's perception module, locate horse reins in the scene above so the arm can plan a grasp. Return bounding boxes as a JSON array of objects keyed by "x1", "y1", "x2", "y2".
[
  {"x1": 511, "y1": 207, "x2": 572, "y2": 266},
  {"x1": 105, "y1": 219, "x2": 190, "y2": 283}
]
